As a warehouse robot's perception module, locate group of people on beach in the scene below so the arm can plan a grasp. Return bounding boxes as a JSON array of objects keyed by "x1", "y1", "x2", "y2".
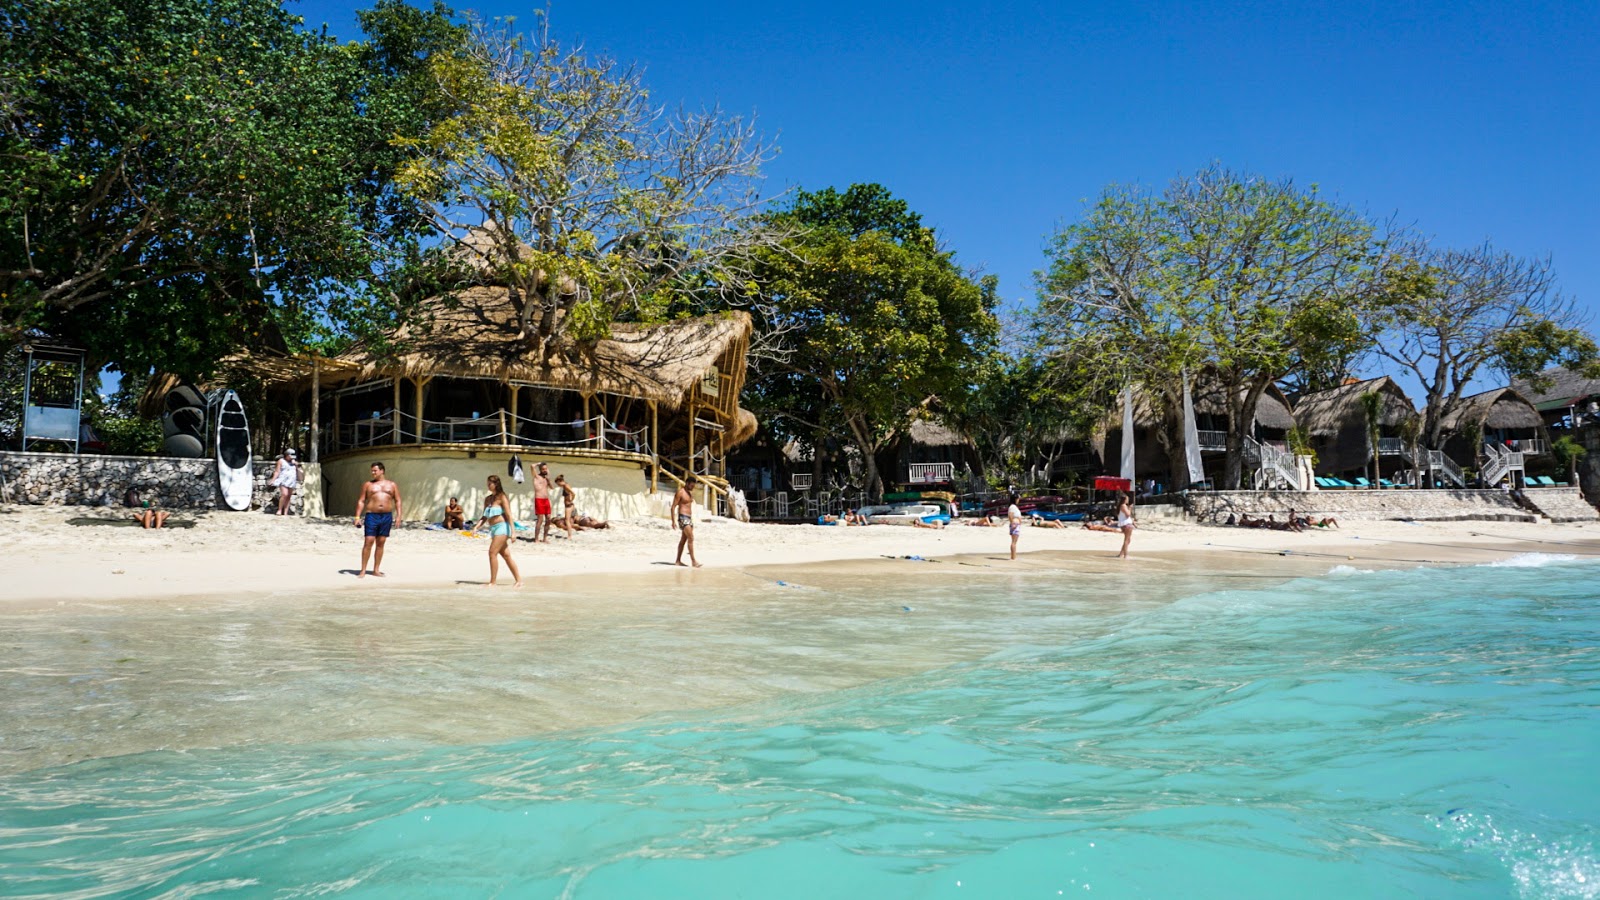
[
  {"x1": 1224, "y1": 509, "x2": 1339, "y2": 532},
  {"x1": 353, "y1": 458, "x2": 627, "y2": 586},
  {"x1": 352, "y1": 461, "x2": 700, "y2": 584}
]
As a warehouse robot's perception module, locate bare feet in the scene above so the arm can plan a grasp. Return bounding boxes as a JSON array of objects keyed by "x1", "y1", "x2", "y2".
[
  {"x1": 693, "y1": 562, "x2": 703, "y2": 568},
  {"x1": 513, "y1": 582, "x2": 524, "y2": 588},
  {"x1": 357, "y1": 571, "x2": 364, "y2": 579},
  {"x1": 372, "y1": 571, "x2": 385, "y2": 577},
  {"x1": 675, "y1": 560, "x2": 687, "y2": 567}
]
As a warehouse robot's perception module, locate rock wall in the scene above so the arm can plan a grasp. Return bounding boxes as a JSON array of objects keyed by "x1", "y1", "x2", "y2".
[
  {"x1": 1183, "y1": 488, "x2": 1559, "y2": 523},
  {"x1": 0, "y1": 451, "x2": 322, "y2": 514},
  {"x1": 1519, "y1": 487, "x2": 1600, "y2": 523}
]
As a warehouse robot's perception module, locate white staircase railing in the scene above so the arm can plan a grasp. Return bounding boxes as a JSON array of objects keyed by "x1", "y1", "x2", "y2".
[
  {"x1": 1246, "y1": 436, "x2": 1302, "y2": 490},
  {"x1": 1481, "y1": 443, "x2": 1524, "y2": 487},
  {"x1": 1427, "y1": 450, "x2": 1466, "y2": 488},
  {"x1": 907, "y1": 462, "x2": 956, "y2": 485}
]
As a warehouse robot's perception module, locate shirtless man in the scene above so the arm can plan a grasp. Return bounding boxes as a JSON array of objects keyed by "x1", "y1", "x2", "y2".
[
  {"x1": 531, "y1": 462, "x2": 553, "y2": 542},
  {"x1": 674, "y1": 475, "x2": 701, "y2": 567},
  {"x1": 355, "y1": 461, "x2": 402, "y2": 578}
]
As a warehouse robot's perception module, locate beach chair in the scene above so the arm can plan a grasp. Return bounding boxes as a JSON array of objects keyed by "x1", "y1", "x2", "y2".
[
  {"x1": 1334, "y1": 477, "x2": 1358, "y2": 488},
  {"x1": 1534, "y1": 476, "x2": 1557, "y2": 487},
  {"x1": 1353, "y1": 477, "x2": 1372, "y2": 488}
]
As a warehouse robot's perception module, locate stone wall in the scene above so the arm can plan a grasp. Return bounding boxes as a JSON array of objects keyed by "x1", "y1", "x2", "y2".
[
  {"x1": 1183, "y1": 488, "x2": 1562, "y2": 523},
  {"x1": 0, "y1": 450, "x2": 322, "y2": 514},
  {"x1": 1519, "y1": 487, "x2": 1600, "y2": 523}
]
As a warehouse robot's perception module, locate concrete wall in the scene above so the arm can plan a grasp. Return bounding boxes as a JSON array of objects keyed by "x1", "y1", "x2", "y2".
[
  {"x1": 0, "y1": 450, "x2": 322, "y2": 515},
  {"x1": 320, "y1": 447, "x2": 659, "y2": 523},
  {"x1": 1182, "y1": 488, "x2": 1578, "y2": 523}
]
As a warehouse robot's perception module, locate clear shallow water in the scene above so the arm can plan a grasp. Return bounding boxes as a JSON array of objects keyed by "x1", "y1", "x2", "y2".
[{"x1": 1, "y1": 556, "x2": 1597, "y2": 898}]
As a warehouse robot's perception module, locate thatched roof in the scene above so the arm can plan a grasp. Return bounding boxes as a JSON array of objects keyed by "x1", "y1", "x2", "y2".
[
  {"x1": 1442, "y1": 388, "x2": 1544, "y2": 431},
  {"x1": 1125, "y1": 378, "x2": 1296, "y2": 430},
  {"x1": 1511, "y1": 366, "x2": 1600, "y2": 411},
  {"x1": 1293, "y1": 376, "x2": 1416, "y2": 435},
  {"x1": 228, "y1": 286, "x2": 752, "y2": 412},
  {"x1": 907, "y1": 418, "x2": 971, "y2": 447}
]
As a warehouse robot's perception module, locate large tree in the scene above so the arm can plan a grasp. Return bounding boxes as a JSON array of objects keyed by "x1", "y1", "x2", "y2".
[
  {"x1": 1036, "y1": 165, "x2": 1382, "y2": 488},
  {"x1": 393, "y1": 14, "x2": 775, "y2": 351},
  {"x1": 0, "y1": 0, "x2": 461, "y2": 375},
  {"x1": 1374, "y1": 241, "x2": 1600, "y2": 451},
  {"x1": 751, "y1": 184, "x2": 999, "y2": 499}
]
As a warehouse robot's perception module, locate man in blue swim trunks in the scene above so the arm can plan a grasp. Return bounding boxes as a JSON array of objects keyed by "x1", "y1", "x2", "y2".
[{"x1": 355, "y1": 462, "x2": 403, "y2": 578}]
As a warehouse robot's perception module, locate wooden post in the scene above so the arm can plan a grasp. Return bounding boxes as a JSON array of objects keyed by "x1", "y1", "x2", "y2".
[
  {"x1": 650, "y1": 400, "x2": 659, "y2": 493},
  {"x1": 391, "y1": 378, "x2": 401, "y2": 445},
  {"x1": 687, "y1": 398, "x2": 696, "y2": 475},
  {"x1": 582, "y1": 392, "x2": 593, "y2": 449},
  {"x1": 332, "y1": 391, "x2": 341, "y2": 454},
  {"x1": 414, "y1": 376, "x2": 428, "y2": 445},
  {"x1": 309, "y1": 354, "x2": 320, "y2": 463},
  {"x1": 497, "y1": 383, "x2": 508, "y2": 445},
  {"x1": 508, "y1": 385, "x2": 520, "y2": 446}
]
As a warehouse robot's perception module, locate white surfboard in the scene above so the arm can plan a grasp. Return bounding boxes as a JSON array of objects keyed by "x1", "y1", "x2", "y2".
[{"x1": 216, "y1": 390, "x2": 253, "y2": 511}]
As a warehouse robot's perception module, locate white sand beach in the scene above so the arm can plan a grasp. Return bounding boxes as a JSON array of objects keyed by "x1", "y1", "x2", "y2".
[{"x1": 3, "y1": 505, "x2": 1596, "y2": 609}]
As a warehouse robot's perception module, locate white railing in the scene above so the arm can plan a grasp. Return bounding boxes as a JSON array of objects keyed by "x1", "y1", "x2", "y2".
[
  {"x1": 908, "y1": 462, "x2": 956, "y2": 485},
  {"x1": 1505, "y1": 437, "x2": 1548, "y2": 455},
  {"x1": 1377, "y1": 437, "x2": 1415, "y2": 460},
  {"x1": 791, "y1": 473, "x2": 813, "y2": 492},
  {"x1": 324, "y1": 409, "x2": 649, "y2": 457},
  {"x1": 1245, "y1": 436, "x2": 1301, "y2": 490},
  {"x1": 1197, "y1": 430, "x2": 1228, "y2": 451},
  {"x1": 1482, "y1": 442, "x2": 1524, "y2": 487},
  {"x1": 1427, "y1": 450, "x2": 1466, "y2": 487}
]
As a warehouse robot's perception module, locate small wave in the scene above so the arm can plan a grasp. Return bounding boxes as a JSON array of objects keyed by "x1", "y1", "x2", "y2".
[
  {"x1": 1326, "y1": 564, "x2": 1376, "y2": 576},
  {"x1": 1481, "y1": 553, "x2": 1579, "y2": 568},
  {"x1": 1437, "y1": 810, "x2": 1600, "y2": 899}
]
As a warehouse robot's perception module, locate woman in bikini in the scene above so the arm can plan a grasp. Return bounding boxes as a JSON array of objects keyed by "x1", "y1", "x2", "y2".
[
  {"x1": 476, "y1": 475, "x2": 522, "y2": 587},
  {"x1": 1115, "y1": 490, "x2": 1136, "y2": 559}
]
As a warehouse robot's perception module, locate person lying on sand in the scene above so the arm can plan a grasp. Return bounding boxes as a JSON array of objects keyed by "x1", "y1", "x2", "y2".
[
  {"x1": 965, "y1": 515, "x2": 997, "y2": 526},
  {"x1": 1030, "y1": 515, "x2": 1067, "y2": 529},
  {"x1": 132, "y1": 507, "x2": 169, "y2": 529},
  {"x1": 1082, "y1": 517, "x2": 1121, "y2": 533},
  {"x1": 574, "y1": 514, "x2": 609, "y2": 530},
  {"x1": 912, "y1": 518, "x2": 945, "y2": 529}
]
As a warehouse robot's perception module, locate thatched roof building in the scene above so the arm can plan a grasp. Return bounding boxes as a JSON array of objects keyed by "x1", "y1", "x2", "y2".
[
  {"x1": 1293, "y1": 376, "x2": 1418, "y2": 476},
  {"x1": 1440, "y1": 387, "x2": 1547, "y2": 462},
  {"x1": 1511, "y1": 366, "x2": 1600, "y2": 427}
]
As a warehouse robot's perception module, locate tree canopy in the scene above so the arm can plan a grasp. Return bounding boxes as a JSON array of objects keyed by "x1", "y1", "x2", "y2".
[
  {"x1": 750, "y1": 184, "x2": 999, "y2": 498},
  {"x1": 393, "y1": 14, "x2": 774, "y2": 352},
  {"x1": 1374, "y1": 240, "x2": 1600, "y2": 450},
  {"x1": 0, "y1": 0, "x2": 462, "y2": 376},
  {"x1": 1035, "y1": 165, "x2": 1383, "y2": 487}
]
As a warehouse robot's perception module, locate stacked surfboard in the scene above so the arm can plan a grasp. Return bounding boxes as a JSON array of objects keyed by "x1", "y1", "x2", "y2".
[{"x1": 215, "y1": 390, "x2": 253, "y2": 511}]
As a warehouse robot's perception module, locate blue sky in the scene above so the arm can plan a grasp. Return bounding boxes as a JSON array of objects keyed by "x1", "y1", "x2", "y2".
[{"x1": 298, "y1": 0, "x2": 1598, "y2": 377}]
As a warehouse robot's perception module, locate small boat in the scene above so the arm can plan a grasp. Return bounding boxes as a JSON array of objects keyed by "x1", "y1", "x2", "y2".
[
  {"x1": 858, "y1": 503, "x2": 946, "y2": 525},
  {"x1": 215, "y1": 390, "x2": 253, "y2": 511}
]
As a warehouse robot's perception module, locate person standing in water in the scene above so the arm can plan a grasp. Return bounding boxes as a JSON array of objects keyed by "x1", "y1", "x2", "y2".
[
  {"x1": 1115, "y1": 490, "x2": 1136, "y2": 559},
  {"x1": 355, "y1": 462, "x2": 402, "y2": 578},
  {"x1": 477, "y1": 474, "x2": 522, "y2": 587},
  {"x1": 531, "y1": 462, "x2": 553, "y2": 543},
  {"x1": 1007, "y1": 492, "x2": 1022, "y2": 560},
  {"x1": 674, "y1": 475, "x2": 701, "y2": 567}
]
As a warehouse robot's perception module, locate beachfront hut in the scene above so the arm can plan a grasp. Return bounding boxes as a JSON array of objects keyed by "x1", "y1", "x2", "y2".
[
  {"x1": 1102, "y1": 377, "x2": 1297, "y2": 488},
  {"x1": 1292, "y1": 376, "x2": 1420, "y2": 482},
  {"x1": 1511, "y1": 366, "x2": 1600, "y2": 431},
  {"x1": 219, "y1": 283, "x2": 757, "y2": 521},
  {"x1": 1440, "y1": 388, "x2": 1549, "y2": 464},
  {"x1": 898, "y1": 418, "x2": 979, "y2": 487}
]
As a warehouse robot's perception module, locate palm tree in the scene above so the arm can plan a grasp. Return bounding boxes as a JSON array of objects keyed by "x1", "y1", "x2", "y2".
[
  {"x1": 1551, "y1": 435, "x2": 1587, "y2": 487},
  {"x1": 1359, "y1": 391, "x2": 1383, "y2": 488}
]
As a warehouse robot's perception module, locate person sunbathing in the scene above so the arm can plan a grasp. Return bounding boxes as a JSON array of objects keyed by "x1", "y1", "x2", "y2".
[
  {"x1": 132, "y1": 507, "x2": 169, "y2": 529},
  {"x1": 1083, "y1": 517, "x2": 1121, "y2": 533},
  {"x1": 911, "y1": 518, "x2": 945, "y2": 529},
  {"x1": 574, "y1": 514, "x2": 609, "y2": 530},
  {"x1": 965, "y1": 515, "x2": 998, "y2": 526},
  {"x1": 443, "y1": 497, "x2": 465, "y2": 530},
  {"x1": 1030, "y1": 514, "x2": 1067, "y2": 529}
]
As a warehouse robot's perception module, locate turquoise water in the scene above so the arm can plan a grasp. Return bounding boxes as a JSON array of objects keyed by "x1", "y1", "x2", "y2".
[{"x1": 2, "y1": 556, "x2": 1598, "y2": 898}]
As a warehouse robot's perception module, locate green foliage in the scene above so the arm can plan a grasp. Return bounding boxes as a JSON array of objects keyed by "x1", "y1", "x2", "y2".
[
  {"x1": 1551, "y1": 434, "x2": 1586, "y2": 478},
  {"x1": 0, "y1": 0, "x2": 462, "y2": 375},
  {"x1": 950, "y1": 351, "x2": 1098, "y2": 486},
  {"x1": 393, "y1": 14, "x2": 773, "y2": 350},
  {"x1": 1373, "y1": 240, "x2": 1598, "y2": 448},
  {"x1": 750, "y1": 184, "x2": 998, "y2": 496},
  {"x1": 1035, "y1": 164, "x2": 1383, "y2": 487},
  {"x1": 1286, "y1": 425, "x2": 1317, "y2": 465}
]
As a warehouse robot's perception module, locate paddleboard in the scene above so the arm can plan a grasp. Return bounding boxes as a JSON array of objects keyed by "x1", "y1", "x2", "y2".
[{"x1": 216, "y1": 390, "x2": 253, "y2": 511}]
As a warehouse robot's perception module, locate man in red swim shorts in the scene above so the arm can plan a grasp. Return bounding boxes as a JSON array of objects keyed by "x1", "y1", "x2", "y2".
[{"x1": 532, "y1": 462, "x2": 553, "y2": 542}]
